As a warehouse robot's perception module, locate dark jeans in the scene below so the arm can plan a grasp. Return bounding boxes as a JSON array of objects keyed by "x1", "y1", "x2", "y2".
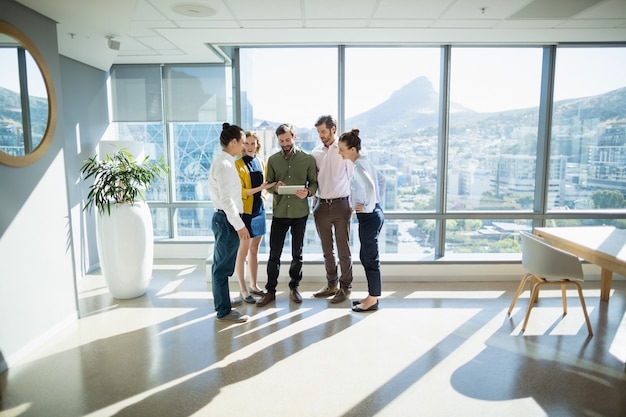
[
  {"x1": 357, "y1": 204, "x2": 384, "y2": 297},
  {"x1": 266, "y1": 215, "x2": 308, "y2": 293},
  {"x1": 211, "y1": 211, "x2": 240, "y2": 318},
  {"x1": 313, "y1": 197, "x2": 353, "y2": 289}
]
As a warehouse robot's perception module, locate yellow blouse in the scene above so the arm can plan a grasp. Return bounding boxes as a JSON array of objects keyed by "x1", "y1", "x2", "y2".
[{"x1": 235, "y1": 156, "x2": 266, "y2": 215}]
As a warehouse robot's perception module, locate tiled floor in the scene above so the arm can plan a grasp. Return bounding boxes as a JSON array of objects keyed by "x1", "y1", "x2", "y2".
[{"x1": 2, "y1": 260, "x2": 626, "y2": 417}]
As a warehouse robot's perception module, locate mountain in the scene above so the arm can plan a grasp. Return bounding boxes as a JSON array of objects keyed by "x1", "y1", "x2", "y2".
[
  {"x1": 346, "y1": 76, "x2": 626, "y2": 137},
  {"x1": 0, "y1": 86, "x2": 49, "y2": 134},
  {"x1": 347, "y1": 77, "x2": 440, "y2": 133}
]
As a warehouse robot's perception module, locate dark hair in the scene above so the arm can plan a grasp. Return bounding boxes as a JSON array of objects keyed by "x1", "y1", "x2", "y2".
[
  {"x1": 275, "y1": 123, "x2": 296, "y2": 137},
  {"x1": 220, "y1": 123, "x2": 244, "y2": 147},
  {"x1": 338, "y1": 128, "x2": 361, "y2": 152},
  {"x1": 315, "y1": 115, "x2": 337, "y2": 130},
  {"x1": 245, "y1": 131, "x2": 261, "y2": 153}
]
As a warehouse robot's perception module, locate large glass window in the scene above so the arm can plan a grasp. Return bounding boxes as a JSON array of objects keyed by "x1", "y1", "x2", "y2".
[
  {"x1": 110, "y1": 64, "x2": 232, "y2": 239},
  {"x1": 239, "y1": 47, "x2": 337, "y2": 149},
  {"x1": 549, "y1": 47, "x2": 626, "y2": 212},
  {"x1": 447, "y1": 47, "x2": 543, "y2": 212},
  {"x1": 345, "y1": 47, "x2": 441, "y2": 213},
  {"x1": 107, "y1": 44, "x2": 626, "y2": 252}
]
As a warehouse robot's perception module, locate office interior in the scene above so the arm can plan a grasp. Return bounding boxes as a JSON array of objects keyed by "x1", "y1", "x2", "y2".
[{"x1": 1, "y1": 1, "x2": 626, "y2": 416}]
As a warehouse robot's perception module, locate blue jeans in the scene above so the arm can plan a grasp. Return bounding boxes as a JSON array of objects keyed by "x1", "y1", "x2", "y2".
[
  {"x1": 211, "y1": 211, "x2": 240, "y2": 318},
  {"x1": 356, "y1": 204, "x2": 384, "y2": 296},
  {"x1": 266, "y1": 215, "x2": 308, "y2": 293}
]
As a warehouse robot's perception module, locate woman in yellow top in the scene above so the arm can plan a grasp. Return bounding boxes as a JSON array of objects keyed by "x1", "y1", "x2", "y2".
[{"x1": 234, "y1": 131, "x2": 275, "y2": 303}]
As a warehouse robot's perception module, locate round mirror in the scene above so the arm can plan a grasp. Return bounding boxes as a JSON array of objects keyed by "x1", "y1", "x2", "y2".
[{"x1": 0, "y1": 21, "x2": 57, "y2": 167}]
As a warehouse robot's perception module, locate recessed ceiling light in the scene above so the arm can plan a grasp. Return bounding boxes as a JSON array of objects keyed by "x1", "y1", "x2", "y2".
[{"x1": 171, "y1": 3, "x2": 217, "y2": 17}]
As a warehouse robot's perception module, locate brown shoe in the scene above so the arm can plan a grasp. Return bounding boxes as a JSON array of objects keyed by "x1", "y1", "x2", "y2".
[
  {"x1": 330, "y1": 288, "x2": 350, "y2": 304},
  {"x1": 313, "y1": 284, "x2": 338, "y2": 298},
  {"x1": 256, "y1": 292, "x2": 275, "y2": 307},
  {"x1": 290, "y1": 288, "x2": 302, "y2": 303}
]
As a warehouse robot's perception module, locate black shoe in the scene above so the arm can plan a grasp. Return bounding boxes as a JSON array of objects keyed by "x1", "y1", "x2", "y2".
[
  {"x1": 241, "y1": 293, "x2": 256, "y2": 304},
  {"x1": 249, "y1": 287, "x2": 265, "y2": 296},
  {"x1": 352, "y1": 300, "x2": 379, "y2": 312}
]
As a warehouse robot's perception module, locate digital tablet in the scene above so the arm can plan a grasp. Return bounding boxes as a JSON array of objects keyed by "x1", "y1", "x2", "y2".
[{"x1": 277, "y1": 185, "x2": 306, "y2": 195}]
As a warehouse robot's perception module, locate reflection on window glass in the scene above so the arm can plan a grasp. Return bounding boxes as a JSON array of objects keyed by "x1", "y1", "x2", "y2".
[
  {"x1": 445, "y1": 219, "x2": 532, "y2": 254},
  {"x1": 448, "y1": 47, "x2": 542, "y2": 211},
  {"x1": 549, "y1": 47, "x2": 626, "y2": 211},
  {"x1": 345, "y1": 47, "x2": 440, "y2": 212}
]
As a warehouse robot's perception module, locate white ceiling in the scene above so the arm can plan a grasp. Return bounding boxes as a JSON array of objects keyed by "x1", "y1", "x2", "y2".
[{"x1": 15, "y1": 0, "x2": 626, "y2": 71}]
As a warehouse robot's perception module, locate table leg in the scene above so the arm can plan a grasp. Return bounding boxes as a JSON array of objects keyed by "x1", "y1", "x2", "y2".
[{"x1": 600, "y1": 268, "x2": 613, "y2": 301}]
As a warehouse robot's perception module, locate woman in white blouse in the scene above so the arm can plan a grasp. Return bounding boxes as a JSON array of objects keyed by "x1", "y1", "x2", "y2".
[{"x1": 337, "y1": 129, "x2": 386, "y2": 312}]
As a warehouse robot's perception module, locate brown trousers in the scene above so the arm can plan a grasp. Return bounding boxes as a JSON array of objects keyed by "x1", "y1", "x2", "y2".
[{"x1": 313, "y1": 197, "x2": 353, "y2": 288}]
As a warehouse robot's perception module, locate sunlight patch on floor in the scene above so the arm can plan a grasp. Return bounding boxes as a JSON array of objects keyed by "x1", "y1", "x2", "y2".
[
  {"x1": 16, "y1": 307, "x2": 194, "y2": 365},
  {"x1": 203, "y1": 308, "x2": 479, "y2": 417},
  {"x1": 508, "y1": 307, "x2": 595, "y2": 336},
  {"x1": 379, "y1": 308, "x2": 547, "y2": 417},
  {"x1": 406, "y1": 290, "x2": 505, "y2": 299}
]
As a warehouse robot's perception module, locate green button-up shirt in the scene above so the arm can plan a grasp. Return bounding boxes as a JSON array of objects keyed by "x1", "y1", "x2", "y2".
[{"x1": 266, "y1": 148, "x2": 318, "y2": 219}]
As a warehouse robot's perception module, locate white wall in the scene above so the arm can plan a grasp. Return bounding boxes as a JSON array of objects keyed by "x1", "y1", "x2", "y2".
[{"x1": 0, "y1": 0, "x2": 77, "y2": 370}]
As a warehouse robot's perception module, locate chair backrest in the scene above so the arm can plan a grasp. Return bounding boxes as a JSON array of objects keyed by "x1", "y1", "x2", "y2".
[{"x1": 520, "y1": 231, "x2": 584, "y2": 282}]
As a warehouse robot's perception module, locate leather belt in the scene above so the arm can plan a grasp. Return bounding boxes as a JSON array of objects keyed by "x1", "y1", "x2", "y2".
[{"x1": 320, "y1": 196, "x2": 349, "y2": 204}]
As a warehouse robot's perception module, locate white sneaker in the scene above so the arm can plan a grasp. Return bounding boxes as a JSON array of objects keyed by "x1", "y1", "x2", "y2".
[{"x1": 217, "y1": 310, "x2": 249, "y2": 323}]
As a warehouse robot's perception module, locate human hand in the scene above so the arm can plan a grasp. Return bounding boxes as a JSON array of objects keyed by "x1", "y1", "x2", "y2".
[
  {"x1": 354, "y1": 203, "x2": 364, "y2": 213},
  {"x1": 237, "y1": 226, "x2": 250, "y2": 240},
  {"x1": 262, "y1": 181, "x2": 277, "y2": 189},
  {"x1": 274, "y1": 181, "x2": 286, "y2": 193},
  {"x1": 295, "y1": 188, "x2": 309, "y2": 199}
]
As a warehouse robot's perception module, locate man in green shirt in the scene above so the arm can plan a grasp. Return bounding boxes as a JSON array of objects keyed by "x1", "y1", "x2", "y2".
[{"x1": 256, "y1": 123, "x2": 318, "y2": 307}]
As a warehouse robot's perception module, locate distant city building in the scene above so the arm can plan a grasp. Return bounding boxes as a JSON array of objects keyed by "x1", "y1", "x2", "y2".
[{"x1": 587, "y1": 123, "x2": 626, "y2": 195}]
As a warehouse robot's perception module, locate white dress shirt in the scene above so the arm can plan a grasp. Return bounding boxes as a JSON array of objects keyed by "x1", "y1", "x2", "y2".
[
  {"x1": 312, "y1": 140, "x2": 353, "y2": 199},
  {"x1": 351, "y1": 155, "x2": 386, "y2": 213},
  {"x1": 208, "y1": 150, "x2": 245, "y2": 230}
]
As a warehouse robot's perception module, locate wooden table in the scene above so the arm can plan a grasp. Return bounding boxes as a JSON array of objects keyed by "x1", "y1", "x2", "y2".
[{"x1": 534, "y1": 226, "x2": 626, "y2": 301}]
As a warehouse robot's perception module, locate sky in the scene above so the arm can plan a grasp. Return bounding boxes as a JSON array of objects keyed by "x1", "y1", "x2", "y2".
[
  {"x1": 2, "y1": 46, "x2": 625, "y2": 127},
  {"x1": 0, "y1": 49, "x2": 48, "y2": 98},
  {"x1": 244, "y1": 47, "x2": 626, "y2": 127}
]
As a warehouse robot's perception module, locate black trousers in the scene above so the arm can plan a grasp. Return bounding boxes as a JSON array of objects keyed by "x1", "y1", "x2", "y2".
[{"x1": 265, "y1": 215, "x2": 308, "y2": 292}]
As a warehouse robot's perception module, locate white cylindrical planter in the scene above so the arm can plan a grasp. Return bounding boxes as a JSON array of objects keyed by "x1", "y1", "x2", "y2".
[{"x1": 96, "y1": 202, "x2": 153, "y2": 299}]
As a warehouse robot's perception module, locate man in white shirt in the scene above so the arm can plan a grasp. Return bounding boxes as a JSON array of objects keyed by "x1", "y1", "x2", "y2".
[
  {"x1": 208, "y1": 123, "x2": 251, "y2": 323},
  {"x1": 311, "y1": 115, "x2": 354, "y2": 303}
]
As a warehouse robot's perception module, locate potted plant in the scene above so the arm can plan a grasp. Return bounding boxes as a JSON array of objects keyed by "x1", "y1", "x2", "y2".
[{"x1": 81, "y1": 143, "x2": 168, "y2": 299}]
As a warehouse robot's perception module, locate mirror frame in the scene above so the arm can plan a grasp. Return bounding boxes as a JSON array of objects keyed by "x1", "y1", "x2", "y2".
[{"x1": 0, "y1": 21, "x2": 57, "y2": 167}]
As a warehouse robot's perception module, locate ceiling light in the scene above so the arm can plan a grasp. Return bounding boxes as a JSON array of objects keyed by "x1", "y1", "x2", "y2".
[{"x1": 171, "y1": 3, "x2": 217, "y2": 17}]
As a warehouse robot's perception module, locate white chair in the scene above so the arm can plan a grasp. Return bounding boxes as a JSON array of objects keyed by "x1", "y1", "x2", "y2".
[{"x1": 508, "y1": 231, "x2": 593, "y2": 336}]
